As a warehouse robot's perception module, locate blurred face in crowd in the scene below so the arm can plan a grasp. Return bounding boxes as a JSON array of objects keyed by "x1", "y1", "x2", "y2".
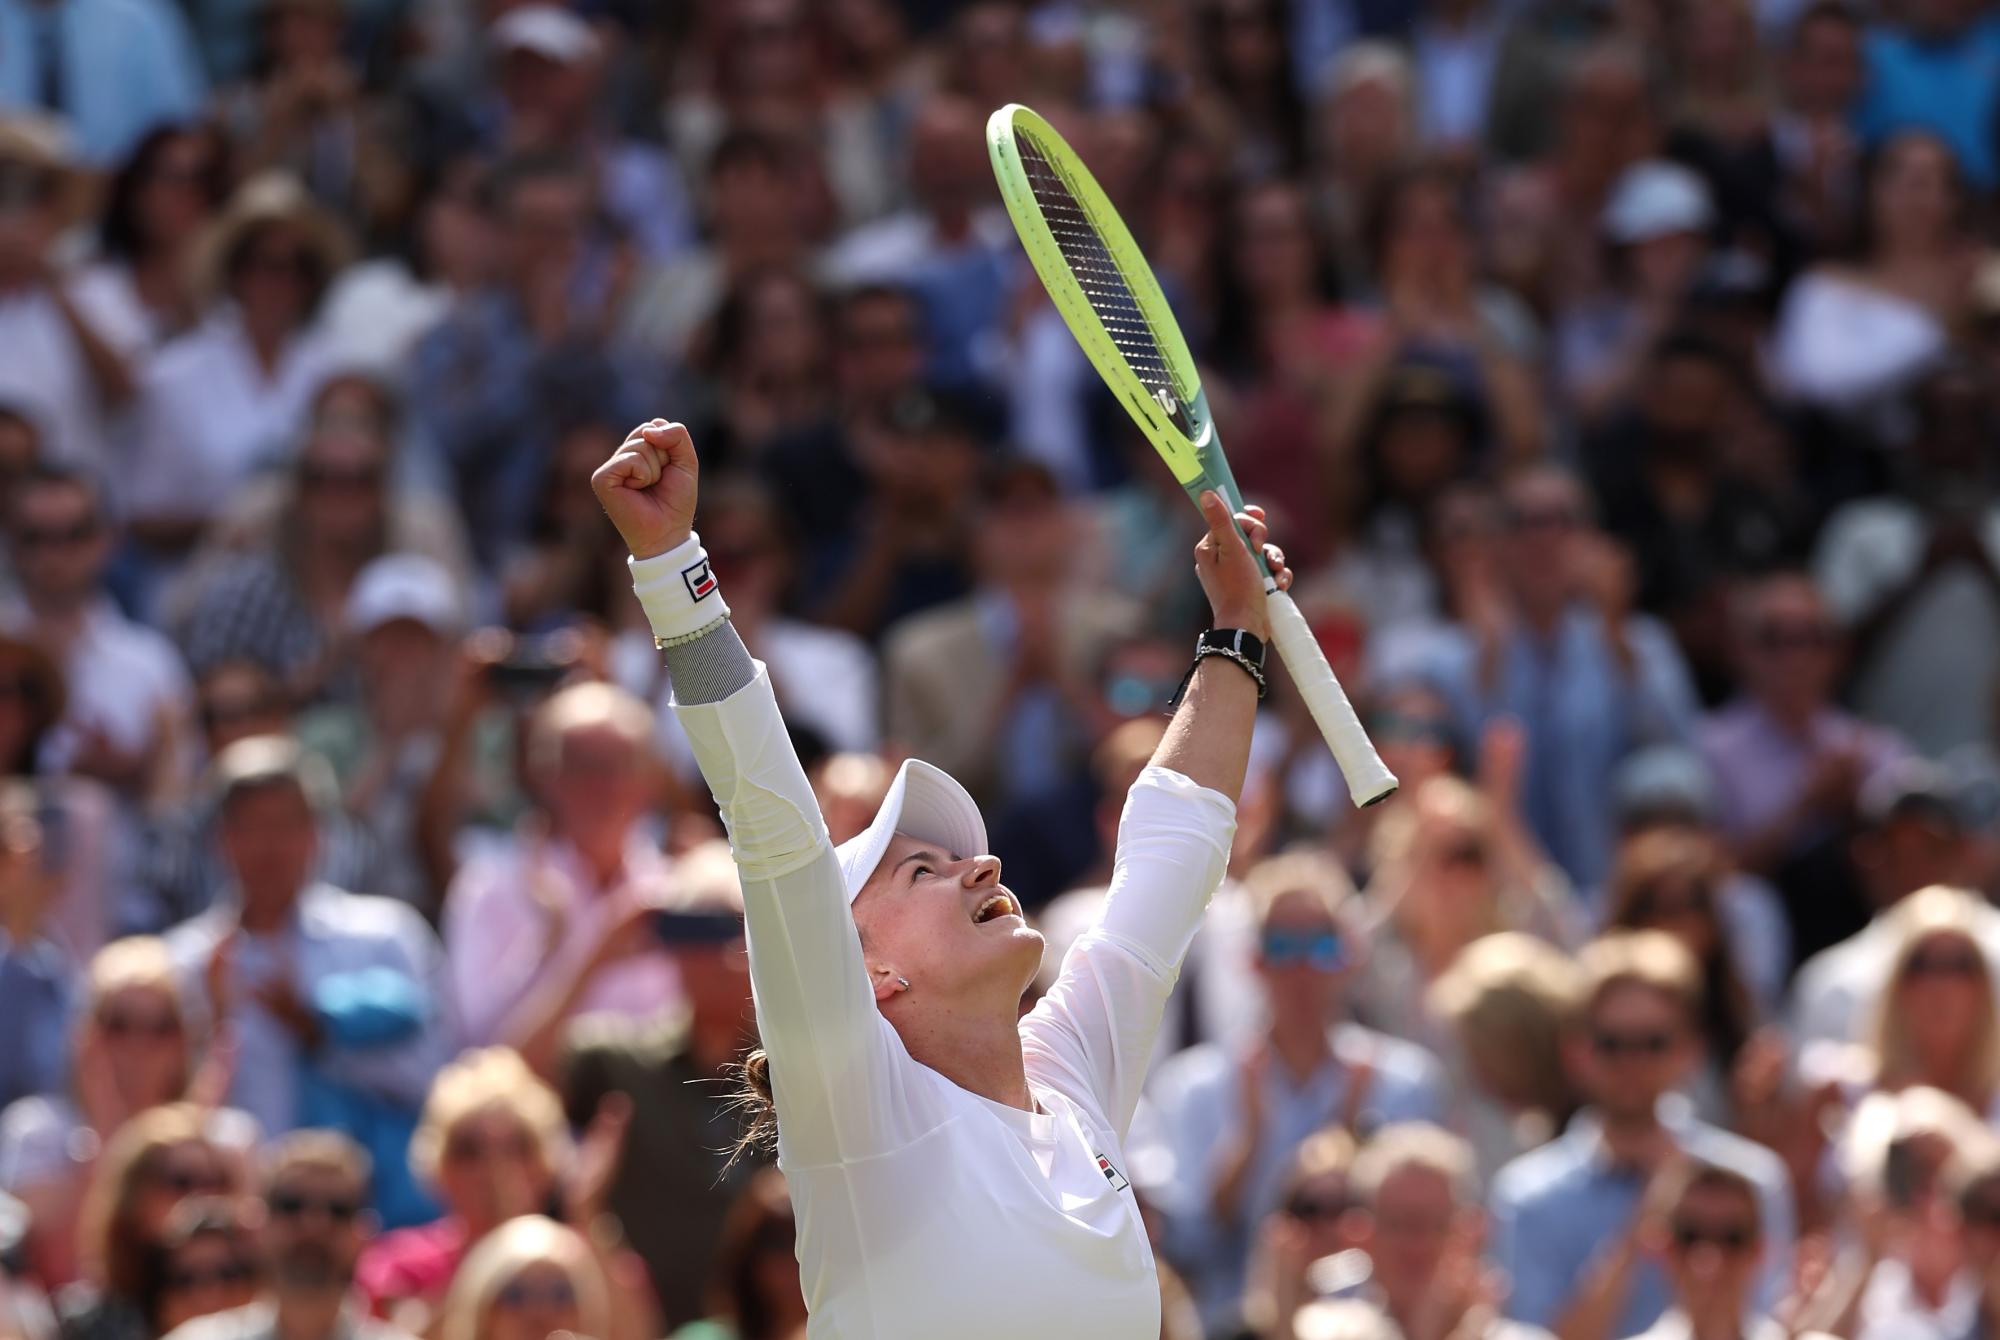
[
  {"x1": 1499, "y1": 471, "x2": 1589, "y2": 607},
  {"x1": 295, "y1": 422, "x2": 388, "y2": 551},
  {"x1": 1408, "y1": 801, "x2": 1495, "y2": 920},
  {"x1": 418, "y1": 160, "x2": 498, "y2": 292},
  {"x1": 1740, "y1": 576, "x2": 1841, "y2": 719},
  {"x1": 1321, "y1": 68, "x2": 1410, "y2": 178},
  {"x1": 92, "y1": 982, "x2": 189, "y2": 1113},
  {"x1": 1255, "y1": 889, "x2": 1352, "y2": 1030},
  {"x1": 1639, "y1": 348, "x2": 1732, "y2": 460},
  {"x1": 198, "y1": 662, "x2": 291, "y2": 754},
  {"x1": 500, "y1": 48, "x2": 595, "y2": 139},
  {"x1": 1787, "y1": 11, "x2": 1862, "y2": 118},
  {"x1": 704, "y1": 495, "x2": 789, "y2": 622},
  {"x1": 1569, "y1": 981, "x2": 1694, "y2": 1121},
  {"x1": 1363, "y1": 1165, "x2": 1462, "y2": 1313},
  {"x1": 1870, "y1": 133, "x2": 1960, "y2": 254},
  {"x1": 10, "y1": 476, "x2": 109, "y2": 609},
  {"x1": 863, "y1": 415, "x2": 979, "y2": 514},
  {"x1": 261, "y1": 1163, "x2": 368, "y2": 1292},
  {"x1": 1285, "y1": 1167, "x2": 1354, "y2": 1261},
  {"x1": 909, "y1": 96, "x2": 987, "y2": 222},
  {"x1": 502, "y1": 168, "x2": 590, "y2": 285},
  {"x1": 1857, "y1": 808, "x2": 1967, "y2": 907},
  {"x1": 1893, "y1": 930, "x2": 1992, "y2": 1079},
  {"x1": 1625, "y1": 867, "x2": 1722, "y2": 963},
  {"x1": 1913, "y1": 362, "x2": 1992, "y2": 475},
  {"x1": 218, "y1": 781, "x2": 318, "y2": 917},
  {"x1": 135, "y1": 130, "x2": 224, "y2": 252},
  {"x1": 265, "y1": 0, "x2": 342, "y2": 71},
  {"x1": 230, "y1": 221, "x2": 319, "y2": 335},
  {"x1": 1368, "y1": 686, "x2": 1456, "y2": 791},
  {"x1": 1378, "y1": 176, "x2": 1471, "y2": 296},
  {"x1": 358, "y1": 618, "x2": 450, "y2": 731},
  {"x1": 667, "y1": 904, "x2": 752, "y2": 1039},
  {"x1": 1233, "y1": 180, "x2": 1318, "y2": 306},
  {"x1": 710, "y1": 144, "x2": 803, "y2": 263},
  {"x1": 737, "y1": 270, "x2": 828, "y2": 387},
  {"x1": 485, "y1": 1259, "x2": 585, "y2": 1340},
  {"x1": 1559, "y1": 48, "x2": 1652, "y2": 177},
  {"x1": 853, "y1": 833, "x2": 1042, "y2": 1016},
  {"x1": 1664, "y1": 1180, "x2": 1763, "y2": 1310},
  {"x1": 726, "y1": 0, "x2": 816, "y2": 102},
  {"x1": 835, "y1": 292, "x2": 923, "y2": 408},
  {"x1": 0, "y1": 155, "x2": 62, "y2": 286},
  {"x1": 974, "y1": 472, "x2": 1069, "y2": 593},
  {"x1": 1212, "y1": 0, "x2": 1285, "y2": 87},
  {"x1": 438, "y1": 1105, "x2": 553, "y2": 1236},
  {"x1": 133, "y1": 1142, "x2": 233, "y2": 1242},
  {"x1": 1374, "y1": 403, "x2": 1471, "y2": 506},
  {"x1": 1680, "y1": 0, "x2": 1759, "y2": 91},
  {"x1": 542, "y1": 721, "x2": 651, "y2": 848},
  {"x1": 155, "y1": 1225, "x2": 259, "y2": 1334}
]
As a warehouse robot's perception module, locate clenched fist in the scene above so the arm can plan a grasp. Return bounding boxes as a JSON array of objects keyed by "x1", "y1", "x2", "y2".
[{"x1": 592, "y1": 419, "x2": 701, "y2": 560}]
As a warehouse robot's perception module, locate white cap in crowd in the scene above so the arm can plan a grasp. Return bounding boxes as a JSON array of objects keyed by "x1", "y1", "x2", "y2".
[
  {"x1": 345, "y1": 554, "x2": 465, "y2": 638},
  {"x1": 1603, "y1": 160, "x2": 1715, "y2": 244}
]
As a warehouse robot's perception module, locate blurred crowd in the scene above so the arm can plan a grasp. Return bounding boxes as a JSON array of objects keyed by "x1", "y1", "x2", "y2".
[{"x1": 3, "y1": 0, "x2": 2000, "y2": 1339}]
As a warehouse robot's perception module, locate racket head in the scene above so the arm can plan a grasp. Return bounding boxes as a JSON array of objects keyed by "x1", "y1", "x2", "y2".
[{"x1": 987, "y1": 104, "x2": 1226, "y2": 499}]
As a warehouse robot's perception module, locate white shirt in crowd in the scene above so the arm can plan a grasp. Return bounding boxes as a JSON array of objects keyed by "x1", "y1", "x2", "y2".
[
  {"x1": 9, "y1": 597, "x2": 194, "y2": 783},
  {"x1": 0, "y1": 280, "x2": 150, "y2": 468},
  {"x1": 126, "y1": 308, "x2": 336, "y2": 523},
  {"x1": 675, "y1": 664, "x2": 1236, "y2": 1340}
]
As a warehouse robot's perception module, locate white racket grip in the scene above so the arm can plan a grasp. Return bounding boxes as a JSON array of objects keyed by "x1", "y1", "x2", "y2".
[{"x1": 1265, "y1": 589, "x2": 1399, "y2": 807}]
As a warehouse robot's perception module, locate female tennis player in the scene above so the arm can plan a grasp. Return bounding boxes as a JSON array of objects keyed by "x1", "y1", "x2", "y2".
[{"x1": 593, "y1": 418, "x2": 1290, "y2": 1339}]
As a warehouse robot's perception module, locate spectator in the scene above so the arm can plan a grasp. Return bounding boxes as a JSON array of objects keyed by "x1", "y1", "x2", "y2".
[
  {"x1": 1601, "y1": 831, "x2": 1761, "y2": 1119},
  {"x1": 686, "y1": 269, "x2": 833, "y2": 470},
  {"x1": 354, "y1": 1047, "x2": 565, "y2": 1331},
  {"x1": 1426, "y1": 465, "x2": 1700, "y2": 888},
  {"x1": 1153, "y1": 848, "x2": 1447, "y2": 1332},
  {"x1": 442, "y1": 682, "x2": 675, "y2": 1072},
  {"x1": 1844, "y1": 891, "x2": 2000, "y2": 1119},
  {"x1": 166, "y1": 736, "x2": 451, "y2": 1224},
  {"x1": 884, "y1": 455, "x2": 1136, "y2": 873},
  {"x1": 1240, "y1": 1127, "x2": 1361, "y2": 1339},
  {"x1": 1789, "y1": 785, "x2": 1996, "y2": 1050},
  {"x1": 0, "y1": 117, "x2": 144, "y2": 473},
  {"x1": 1305, "y1": 44, "x2": 1414, "y2": 295},
  {"x1": 5, "y1": 465, "x2": 195, "y2": 807},
  {"x1": 1341, "y1": 1123, "x2": 1549, "y2": 1340},
  {"x1": 1771, "y1": 2, "x2": 1866, "y2": 254},
  {"x1": 161, "y1": 1130, "x2": 411, "y2": 1340},
  {"x1": 1814, "y1": 356, "x2": 2000, "y2": 757},
  {"x1": 562, "y1": 841, "x2": 764, "y2": 1330},
  {"x1": 1946, "y1": 1147, "x2": 2000, "y2": 1340},
  {"x1": 76, "y1": 124, "x2": 231, "y2": 347},
  {"x1": 434, "y1": 1214, "x2": 608, "y2": 1340},
  {"x1": 1620, "y1": 1162, "x2": 1787, "y2": 1340},
  {"x1": 669, "y1": 1169, "x2": 806, "y2": 1340},
  {"x1": 1490, "y1": 931, "x2": 1794, "y2": 1339},
  {"x1": 1427, "y1": 933, "x2": 1583, "y2": 1178},
  {"x1": 1, "y1": 937, "x2": 255, "y2": 1289},
  {"x1": 175, "y1": 372, "x2": 460, "y2": 706},
  {"x1": 293, "y1": 555, "x2": 465, "y2": 915},
  {"x1": 128, "y1": 173, "x2": 348, "y2": 558},
  {"x1": 1702, "y1": 571, "x2": 1910, "y2": 961},
  {"x1": 1771, "y1": 132, "x2": 1974, "y2": 420},
  {"x1": 60, "y1": 1104, "x2": 240, "y2": 1340},
  {"x1": 0, "y1": 0, "x2": 205, "y2": 167},
  {"x1": 0, "y1": 779, "x2": 78, "y2": 1114},
  {"x1": 499, "y1": 415, "x2": 648, "y2": 637},
  {"x1": 140, "y1": 1200, "x2": 259, "y2": 1338}
]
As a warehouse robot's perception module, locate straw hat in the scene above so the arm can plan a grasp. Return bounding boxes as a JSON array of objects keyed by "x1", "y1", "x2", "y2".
[{"x1": 188, "y1": 171, "x2": 353, "y2": 309}]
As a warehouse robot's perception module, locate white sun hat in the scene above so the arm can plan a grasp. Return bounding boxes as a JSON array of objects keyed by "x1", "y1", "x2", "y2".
[{"x1": 834, "y1": 759, "x2": 988, "y2": 904}]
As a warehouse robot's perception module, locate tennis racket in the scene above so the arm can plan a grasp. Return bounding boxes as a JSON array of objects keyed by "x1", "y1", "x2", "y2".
[{"x1": 987, "y1": 103, "x2": 1397, "y2": 807}]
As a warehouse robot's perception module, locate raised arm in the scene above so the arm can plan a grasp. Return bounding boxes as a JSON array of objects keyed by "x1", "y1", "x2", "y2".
[{"x1": 592, "y1": 422, "x2": 922, "y2": 1168}]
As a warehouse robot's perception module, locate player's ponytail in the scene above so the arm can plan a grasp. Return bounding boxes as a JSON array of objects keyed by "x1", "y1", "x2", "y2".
[{"x1": 727, "y1": 1047, "x2": 779, "y2": 1167}]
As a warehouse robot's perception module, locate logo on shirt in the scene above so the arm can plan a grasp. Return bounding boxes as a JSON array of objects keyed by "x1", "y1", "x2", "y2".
[
  {"x1": 1095, "y1": 1151, "x2": 1131, "y2": 1193},
  {"x1": 681, "y1": 556, "x2": 718, "y2": 602}
]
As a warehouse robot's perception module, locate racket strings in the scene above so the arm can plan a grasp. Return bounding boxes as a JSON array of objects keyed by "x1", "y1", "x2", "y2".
[{"x1": 1014, "y1": 128, "x2": 1185, "y2": 408}]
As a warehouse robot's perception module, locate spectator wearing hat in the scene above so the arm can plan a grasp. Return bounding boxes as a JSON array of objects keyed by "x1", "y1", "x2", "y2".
[
  {"x1": 0, "y1": 0, "x2": 204, "y2": 167},
  {"x1": 3, "y1": 465, "x2": 195, "y2": 808},
  {"x1": 127, "y1": 172, "x2": 349, "y2": 557},
  {"x1": 1700, "y1": 571, "x2": 1909, "y2": 961},
  {"x1": 166, "y1": 736, "x2": 453, "y2": 1223},
  {"x1": 294, "y1": 554, "x2": 466, "y2": 915},
  {"x1": 1789, "y1": 771, "x2": 2000, "y2": 1049},
  {"x1": 0, "y1": 116, "x2": 149, "y2": 473}
]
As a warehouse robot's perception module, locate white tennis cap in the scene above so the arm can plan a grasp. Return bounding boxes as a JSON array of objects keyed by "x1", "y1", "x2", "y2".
[
  {"x1": 1603, "y1": 160, "x2": 1713, "y2": 244},
  {"x1": 834, "y1": 759, "x2": 988, "y2": 904},
  {"x1": 491, "y1": 4, "x2": 600, "y2": 64},
  {"x1": 345, "y1": 554, "x2": 463, "y2": 636}
]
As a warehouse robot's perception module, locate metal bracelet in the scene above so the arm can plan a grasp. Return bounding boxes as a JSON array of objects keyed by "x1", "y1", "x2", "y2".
[{"x1": 654, "y1": 613, "x2": 730, "y2": 650}]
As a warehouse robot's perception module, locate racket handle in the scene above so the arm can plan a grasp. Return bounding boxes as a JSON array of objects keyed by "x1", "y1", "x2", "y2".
[{"x1": 1265, "y1": 590, "x2": 1399, "y2": 808}]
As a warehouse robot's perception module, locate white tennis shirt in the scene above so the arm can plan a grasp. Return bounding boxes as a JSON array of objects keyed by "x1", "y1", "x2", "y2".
[{"x1": 675, "y1": 666, "x2": 1235, "y2": 1340}]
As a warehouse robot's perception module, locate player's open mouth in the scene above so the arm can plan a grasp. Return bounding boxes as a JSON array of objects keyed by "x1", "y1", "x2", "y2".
[{"x1": 972, "y1": 893, "x2": 1020, "y2": 925}]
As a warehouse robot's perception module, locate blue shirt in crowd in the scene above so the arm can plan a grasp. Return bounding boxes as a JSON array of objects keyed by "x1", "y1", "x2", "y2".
[
  {"x1": 1857, "y1": 13, "x2": 2000, "y2": 190},
  {"x1": 1490, "y1": 1099, "x2": 1796, "y2": 1337},
  {"x1": 0, "y1": 0, "x2": 205, "y2": 165},
  {"x1": 0, "y1": 932, "x2": 69, "y2": 1113}
]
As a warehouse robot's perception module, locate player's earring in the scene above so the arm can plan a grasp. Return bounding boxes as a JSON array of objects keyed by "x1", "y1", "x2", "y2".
[{"x1": 896, "y1": 977, "x2": 911, "y2": 991}]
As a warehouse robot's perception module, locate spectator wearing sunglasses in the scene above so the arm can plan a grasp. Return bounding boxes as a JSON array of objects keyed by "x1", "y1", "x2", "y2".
[
  {"x1": 60, "y1": 1104, "x2": 244, "y2": 1340},
  {"x1": 1240, "y1": 1127, "x2": 1361, "y2": 1338},
  {"x1": 1490, "y1": 932, "x2": 1794, "y2": 1340},
  {"x1": 1619, "y1": 1162, "x2": 1784, "y2": 1340},
  {"x1": 1699, "y1": 572, "x2": 1910, "y2": 965},
  {"x1": 163, "y1": 1130, "x2": 410, "y2": 1340},
  {"x1": 2, "y1": 938, "x2": 255, "y2": 1288},
  {"x1": 435, "y1": 1214, "x2": 608, "y2": 1340},
  {"x1": 141, "y1": 1200, "x2": 259, "y2": 1338},
  {"x1": 1152, "y1": 849, "x2": 1446, "y2": 1334}
]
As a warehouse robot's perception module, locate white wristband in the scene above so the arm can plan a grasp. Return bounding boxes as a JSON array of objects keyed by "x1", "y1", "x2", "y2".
[{"x1": 629, "y1": 532, "x2": 731, "y2": 644}]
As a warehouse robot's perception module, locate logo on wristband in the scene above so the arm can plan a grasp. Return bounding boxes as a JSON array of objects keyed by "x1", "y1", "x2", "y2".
[{"x1": 681, "y1": 556, "x2": 718, "y2": 602}]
